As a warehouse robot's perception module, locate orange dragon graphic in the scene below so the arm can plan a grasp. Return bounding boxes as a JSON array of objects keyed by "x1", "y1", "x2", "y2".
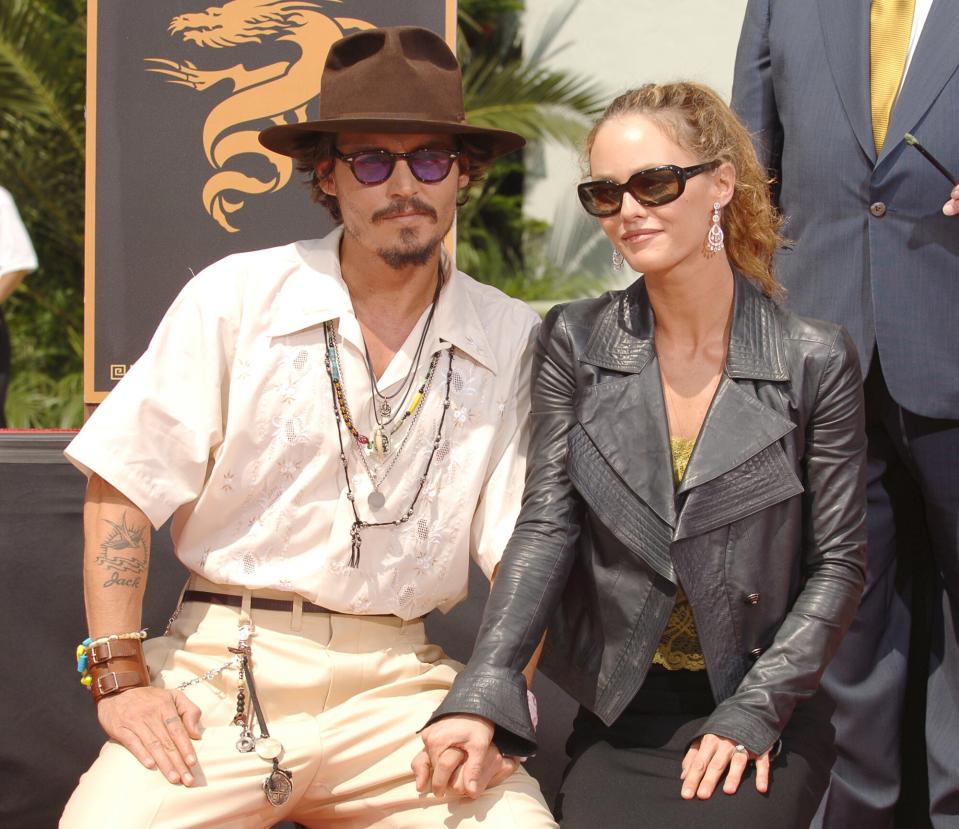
[{"x1": 146, "y1": 1, "x2": 373, "y2": 232}]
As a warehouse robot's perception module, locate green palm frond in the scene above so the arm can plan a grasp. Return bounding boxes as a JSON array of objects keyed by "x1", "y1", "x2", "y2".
[
  {"x1": 461, "y1": 0, "x2": 605, "y2": 149},
  {"x1": 0, "y1": 0, "x2": 86, "y2": 156}
]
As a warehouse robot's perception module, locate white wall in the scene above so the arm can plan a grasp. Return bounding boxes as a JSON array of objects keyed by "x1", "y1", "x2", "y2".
[{"x1": 523, "y1": 0, "x2": 749, "y2": 226}]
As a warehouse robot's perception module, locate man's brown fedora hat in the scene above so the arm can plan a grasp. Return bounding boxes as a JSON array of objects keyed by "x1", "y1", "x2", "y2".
[{"x1": 259, "y1": 26, "x2": 525, "y2": 160}]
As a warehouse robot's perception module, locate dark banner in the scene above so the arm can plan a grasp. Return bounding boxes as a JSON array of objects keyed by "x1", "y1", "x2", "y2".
[{"x1": 85, "y1": 0, "x2": 455, "y2": 401}]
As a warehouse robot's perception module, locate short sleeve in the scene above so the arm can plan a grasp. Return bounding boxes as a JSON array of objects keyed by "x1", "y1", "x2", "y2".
[{"x1": 65, "y1": 269, "x2": 237, "y2": 528}]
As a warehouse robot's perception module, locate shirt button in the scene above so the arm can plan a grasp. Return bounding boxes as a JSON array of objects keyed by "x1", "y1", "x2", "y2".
[
  {"x1": 869, "y1": 201, "x2": 887, "y2": 217},
  {"x1": 749, "y1": 647, "x2": 764, "y2": 660},
  {"x1": 743, "y1": 593, "x2": 761, "y2": 605}
]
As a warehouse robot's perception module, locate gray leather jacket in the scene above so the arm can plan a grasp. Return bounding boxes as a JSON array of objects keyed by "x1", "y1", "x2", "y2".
[{"x1": 431, "y1": 273, "x2": 867, "y2": 757}]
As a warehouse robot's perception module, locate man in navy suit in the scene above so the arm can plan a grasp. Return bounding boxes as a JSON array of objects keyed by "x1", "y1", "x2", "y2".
[{"x1": 732, "y1": 0, "x2": 959, "y2": 826}]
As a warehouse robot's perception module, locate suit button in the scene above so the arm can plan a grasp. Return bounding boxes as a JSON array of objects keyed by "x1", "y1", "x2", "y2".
[
  {"x1": 869, "y1": 201, "x2": 887, "y2": 217},
  {"x1": 749, "y1": 647, "x2": 764, "y2": 660},
  {"x1": 743, "y1": 593, "x2": 760, "y2": 605}
]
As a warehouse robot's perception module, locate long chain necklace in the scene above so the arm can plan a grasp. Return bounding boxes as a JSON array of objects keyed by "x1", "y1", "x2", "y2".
[
  {"x1": 325, "y1": 337, "x2": 454, "y2": 568},
  {"x1": 325, "y1": 323, "x2": 438, "y2": 472},
  {"x1": 364, "y1": 274, "x2": 441, "y2": 425},
  {"x1": 362, "y1": 352, "x2": 440, "y2": 494}
]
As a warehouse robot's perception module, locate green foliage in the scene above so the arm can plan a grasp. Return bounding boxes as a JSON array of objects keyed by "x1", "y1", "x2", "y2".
[
  {"x1": 0, "y1": 0, "x2": 86, "y2": 427},
  {"x1": 457, "y1": 0, "x2": 609, "y2": 300}
]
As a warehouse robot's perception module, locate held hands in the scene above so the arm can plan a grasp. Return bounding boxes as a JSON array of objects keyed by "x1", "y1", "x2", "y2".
[
  {"x1": 97, "y1": 687, "x2": 202, "y2": 786},
  {"x1": 413, "y1": 715, "x2": 518, "y2": 799},
  {"x1": 944, "y1": 185, "x2": 959, "y2": 216},
  {"x1": 680, "y1": 733, "x2": 771, "y2": 799}
]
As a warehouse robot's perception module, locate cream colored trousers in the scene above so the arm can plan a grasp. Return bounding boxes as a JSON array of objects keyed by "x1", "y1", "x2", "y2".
[{"x1": 60, "y1": 582, "x2": 556, "y2": 829}]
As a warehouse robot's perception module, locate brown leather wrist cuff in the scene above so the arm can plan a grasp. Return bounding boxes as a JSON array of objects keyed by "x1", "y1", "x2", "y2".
[{"x1": 88, "y1": 641, "x2": 149, "y2": 704}]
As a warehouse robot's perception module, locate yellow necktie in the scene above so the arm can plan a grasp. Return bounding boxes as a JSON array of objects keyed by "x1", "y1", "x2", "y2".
[{"x1": 870, "y1": 0, "x2": 916, "y2": 153}]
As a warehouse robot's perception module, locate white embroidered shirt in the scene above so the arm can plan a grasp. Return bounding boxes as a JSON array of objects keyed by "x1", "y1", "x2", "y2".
[{"x1": 66, "y1": 229, "x2": 539, "y2": 619}]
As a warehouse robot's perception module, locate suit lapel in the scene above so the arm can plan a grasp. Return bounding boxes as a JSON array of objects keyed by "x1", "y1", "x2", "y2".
[
  {"x1": 817, "y1": 0, "x2": 875, "y2": 163},
  {"x1": 880, "y1": 0, "x2": 959, "y2": 166}
]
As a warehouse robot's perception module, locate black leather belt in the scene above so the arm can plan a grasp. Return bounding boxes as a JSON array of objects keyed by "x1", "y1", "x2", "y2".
[{"x1": 182, "y1": 590, "x2": 335, "y2": 614}]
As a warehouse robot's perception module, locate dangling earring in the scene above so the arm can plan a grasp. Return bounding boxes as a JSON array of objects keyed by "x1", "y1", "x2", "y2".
[
  {"x1": 706, "y1": 202, "x2": 725, "y2": 255},
  {"x1": 611, "y1": 248, "x2": 625, "y2": 271}
]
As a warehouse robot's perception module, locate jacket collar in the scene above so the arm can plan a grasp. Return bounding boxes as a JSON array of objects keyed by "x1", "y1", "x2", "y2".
[
  {"x1": 574, "y1": 271, "x2": 796, "y2": 533},
  {"x1": 580, "y1": 271, "x2": 790, "y2": 382},
  {"x1": 267, "y1": 228, "x2": 497, "y2": 374}
]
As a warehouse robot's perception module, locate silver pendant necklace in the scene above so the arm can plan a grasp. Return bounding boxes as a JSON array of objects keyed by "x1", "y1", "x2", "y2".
[{"x1": 326, "y1": 337, "x2": 455, "y2": 568}]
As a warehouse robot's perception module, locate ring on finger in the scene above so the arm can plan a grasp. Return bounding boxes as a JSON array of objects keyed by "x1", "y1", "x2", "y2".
[{"x1": 734, "y1": 744, "x2": 748, "y2": 755}]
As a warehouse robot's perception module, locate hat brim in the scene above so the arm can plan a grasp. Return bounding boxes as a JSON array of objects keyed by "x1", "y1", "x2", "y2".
[{"x1": 259, "y1": 118, "x2": 525, "y2": 162}]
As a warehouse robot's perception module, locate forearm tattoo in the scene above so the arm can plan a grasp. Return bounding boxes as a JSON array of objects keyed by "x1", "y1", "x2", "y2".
[{"x1": 96, "y1": 511, "x2": 149, "y2": 589}]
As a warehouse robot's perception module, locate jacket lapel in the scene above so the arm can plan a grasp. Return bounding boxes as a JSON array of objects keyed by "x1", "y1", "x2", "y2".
[
  {"x1": 674, "y1": 280, "x2": 801, "y2": 540},
  {"x1": 817, "y1": 0, "x2": 875, "y2": 164},
  {"x1": 574, "y1": 275, "x2": 803, "y2": 549},
  {"x1": 578, "y1": 282, "x2": 677, "y2": 529},
  {"x1": 880, "y1": 0, "x2": 959, "y2": 166}
]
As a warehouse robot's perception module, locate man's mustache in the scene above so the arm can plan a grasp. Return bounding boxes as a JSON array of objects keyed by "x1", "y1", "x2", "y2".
[{"x1": 372, "y1": 199, "x2": 438, "y2": 223}]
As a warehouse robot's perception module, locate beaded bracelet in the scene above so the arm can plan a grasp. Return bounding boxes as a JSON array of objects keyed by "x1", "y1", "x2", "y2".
[{"x1": 76, "y1": 630, "x2": 148, "y2": 687}]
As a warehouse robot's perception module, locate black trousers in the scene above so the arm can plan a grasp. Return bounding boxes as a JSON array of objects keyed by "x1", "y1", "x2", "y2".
[
  {"x1": 812, "y1": 358, "x2": 959, "y2": 829},
  {"x1": 557, "y1": 666, "x2": 834, "y2": 828}
]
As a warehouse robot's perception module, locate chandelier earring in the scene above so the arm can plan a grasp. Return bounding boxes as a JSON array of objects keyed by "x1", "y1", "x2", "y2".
[
  {"x1": 611, "y1": 247, "x2": 625, "y2": 271},
  {"x1": 706, "y1": 201, "x2": 725, "y2": 255}
]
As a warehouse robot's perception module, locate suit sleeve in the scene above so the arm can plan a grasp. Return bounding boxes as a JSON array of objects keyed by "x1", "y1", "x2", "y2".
[{"x1": 732, "y1": 0, "x2": 784, "y2": 189}]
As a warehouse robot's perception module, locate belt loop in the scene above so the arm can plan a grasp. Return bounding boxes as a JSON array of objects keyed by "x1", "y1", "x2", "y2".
[
  {"x1": 241, "y1": 588, "x2": 252, "y2": 625},
  {"x1": 291, "y1": 595, "x2": 304, "y2": 632}
]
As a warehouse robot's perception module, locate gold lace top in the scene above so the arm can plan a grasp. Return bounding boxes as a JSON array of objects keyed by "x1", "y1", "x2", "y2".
[{"x1": 651, "y1": 436, "x2": 706, "y2": 672}]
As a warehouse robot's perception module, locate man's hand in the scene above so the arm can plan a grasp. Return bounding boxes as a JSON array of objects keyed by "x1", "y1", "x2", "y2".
[
  {"x1": 413, "y1": 714, "x2": 517, "y2": 799},
  {"x1": 943, "y1": 185, "x2": 959, "y2": 216},
  {"x1": 97, "y1": 687, "x2": 202, "y2": 785},
  {"x1": 680, "y1": 733, "x2": 772, "y2": 800}
]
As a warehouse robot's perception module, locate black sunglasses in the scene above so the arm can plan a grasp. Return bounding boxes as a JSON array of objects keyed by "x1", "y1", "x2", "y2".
[
  {"x1": 334, "y1": 148, "x2": 460, "y2": 185},
  {"x1": 577, "y1": 160, "x2": 721, "y2": 217}
]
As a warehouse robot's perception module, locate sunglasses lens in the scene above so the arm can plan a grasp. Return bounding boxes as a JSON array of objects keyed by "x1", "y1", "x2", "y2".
[
  {"x1": 627, "y1": 168, "x2": 682, "y2": 206},
  {"x1": 408, "y1": 150, "x2": 455, "y2": 182},
  {"x1": 578, "y1": 183, "x2": 622, "y2": 217},
  {"x1": 350, "y1": 153, "x2": 394, "y2": 184}
]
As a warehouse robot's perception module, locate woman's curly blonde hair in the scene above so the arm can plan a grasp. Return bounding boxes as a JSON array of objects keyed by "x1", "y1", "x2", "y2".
[{"x1": 585, "y1": 82, "x2": 784, "y2": 298}]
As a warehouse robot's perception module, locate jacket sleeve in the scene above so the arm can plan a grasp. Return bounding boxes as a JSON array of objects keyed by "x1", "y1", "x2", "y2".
[
  {"x1": 699, "y1": 327, "x2": 868, "y2": 753},
  {"x1": 731, "y1": 0, "x2": 784, "y2": 195},
  {"x1": 426, "y1": 305, "x2": 584, "y2": 757}
]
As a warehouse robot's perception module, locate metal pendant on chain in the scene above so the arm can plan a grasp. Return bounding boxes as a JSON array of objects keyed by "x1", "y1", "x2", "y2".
[
  {"x1": 363, "y1": 267, "x2": 442, "y2": 444},
  {"x1": 325, "y1": 329, "x2": 455, "y2": 568}
]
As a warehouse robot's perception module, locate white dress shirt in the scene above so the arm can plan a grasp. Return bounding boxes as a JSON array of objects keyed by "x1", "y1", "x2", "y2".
[{"x1": 67, "y1": 229, "x2": 540, "y2": 619}]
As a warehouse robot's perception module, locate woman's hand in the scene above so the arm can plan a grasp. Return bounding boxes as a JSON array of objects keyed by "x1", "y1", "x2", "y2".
[{"x1": 680, "y1": 733, "x2": 771, "y2": 799}]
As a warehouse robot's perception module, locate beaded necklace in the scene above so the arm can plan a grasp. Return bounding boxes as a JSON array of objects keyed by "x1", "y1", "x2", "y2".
[
  {"x1": 363, "y1": 273, "x2": 441, "y2": 426},
  {"x1": 327, "y1": 326, "x2": 437, "y2": 459},
  {"x1": 324, "y1": 322, "x2": 454, "y2": 568}
]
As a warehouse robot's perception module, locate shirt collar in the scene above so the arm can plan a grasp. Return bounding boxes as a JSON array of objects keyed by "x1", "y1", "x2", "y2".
[
  {"x1": 429, "y1": 265, "x2": 499, "y2": 375},
  {"x1": 267, "y1": 228, "x2": 351, "y2": 337},
  {"x1": 267, "y1": 228, "x2": 499, "y2": 375}
]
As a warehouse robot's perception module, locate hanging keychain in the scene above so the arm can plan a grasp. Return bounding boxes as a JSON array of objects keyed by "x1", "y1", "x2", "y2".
[
  {"x1": 227, "y1": 623, "x2": 292, "y2": 805},
  {"x1": 242, "y1": 643, "x2": 293, "y2": 806}
]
